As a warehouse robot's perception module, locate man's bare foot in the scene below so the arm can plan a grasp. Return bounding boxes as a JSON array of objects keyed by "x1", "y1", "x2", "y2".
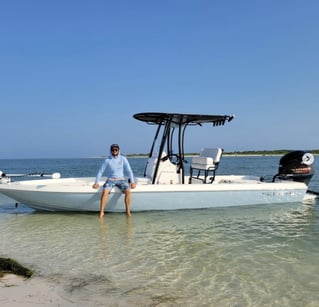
[
  {"x1": 126, "y1": 211, "x2": 131, "y2": 217},
  {"x1": 99, "y1": 212, "x2": 104, "y2": 218}
]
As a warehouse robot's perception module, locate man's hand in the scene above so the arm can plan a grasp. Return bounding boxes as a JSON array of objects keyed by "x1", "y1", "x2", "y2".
[
  {"x1": 92, "y1": 183, "x2": 99, "y2": 189},
  {"x1": 130, "y1": 182, "x2": 136, "y2": 189}
]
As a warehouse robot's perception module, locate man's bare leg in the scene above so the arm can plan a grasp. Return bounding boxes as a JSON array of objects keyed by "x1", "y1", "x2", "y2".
[
  {"x1": 124, "y1": 189, "x2": 132, "y2": 216},
  {"x1": 99, "y1": 189, "x2": 109, "y2": 218}
]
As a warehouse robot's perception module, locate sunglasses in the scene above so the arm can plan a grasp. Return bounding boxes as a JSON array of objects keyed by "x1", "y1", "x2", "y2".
[{"x1": 111, "y1": 148, "x2": 119, "y2": 152}]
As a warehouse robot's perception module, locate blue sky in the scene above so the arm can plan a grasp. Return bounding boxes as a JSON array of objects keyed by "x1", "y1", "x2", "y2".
[{"x1": 1, "y1": 0, "x2": 318, "y2": 158}]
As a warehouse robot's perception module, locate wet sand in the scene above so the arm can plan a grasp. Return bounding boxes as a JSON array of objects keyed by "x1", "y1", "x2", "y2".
[{"x1": 0, "y1": 274, "x2": 82, "y2": 307}]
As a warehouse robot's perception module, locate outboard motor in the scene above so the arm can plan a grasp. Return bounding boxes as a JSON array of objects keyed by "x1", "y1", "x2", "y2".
[{"x1": 274, "y1": 151, "x2": 315, "y2": 185}]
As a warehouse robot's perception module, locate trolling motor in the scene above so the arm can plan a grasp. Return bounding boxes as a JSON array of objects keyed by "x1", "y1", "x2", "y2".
[
  {"x1": 273, "y1": 151, "x2": 315, "y2": 185},
  {"x1": 0, "y1": 171, "x2": 10, "y2": 184}
]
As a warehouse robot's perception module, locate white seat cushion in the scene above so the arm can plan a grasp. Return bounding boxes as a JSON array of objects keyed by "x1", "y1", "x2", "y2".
[
  {"x1": 190, "y1": 148, "x2": 223, "y2": 183},
  {"x1": 191, "y1": 163, "x2": 217, "y2": 170},
  {"x1": 200, "y1": 148, "x2": 222, "y2": 161},
  {"x1": 192, "y1": 156, "x2": 214, "y2": 165},
  {"x1": 191, "y1": 148, "x2": 222, "y2": 170}
]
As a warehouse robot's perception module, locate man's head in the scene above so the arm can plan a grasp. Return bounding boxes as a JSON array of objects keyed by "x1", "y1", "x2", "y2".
[{"x1": 110, "y1": 144, "x2": 120, "y2": 157}]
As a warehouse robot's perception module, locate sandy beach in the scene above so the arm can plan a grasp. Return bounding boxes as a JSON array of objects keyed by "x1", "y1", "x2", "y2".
[
  {"x1": 0, "y1": 274, "x2": 82, "y2": 307},
  {"x1": 0, "y1": 273, "x2": 147, "y2": 306}
]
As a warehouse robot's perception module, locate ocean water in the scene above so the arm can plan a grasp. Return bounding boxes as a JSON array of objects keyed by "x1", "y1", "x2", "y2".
[{"x1": 1, "y1": 156, "x2": 319, "y2": 306}]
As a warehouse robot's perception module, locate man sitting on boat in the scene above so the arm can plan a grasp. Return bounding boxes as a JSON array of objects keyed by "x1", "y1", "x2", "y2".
[{"x1": 92, "y1": 144, "x2": 136, "y2": 218}]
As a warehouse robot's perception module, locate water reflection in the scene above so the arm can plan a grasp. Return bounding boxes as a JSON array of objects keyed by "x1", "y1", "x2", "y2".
[{"x1": 98, "y1": 215, "x2": 133, "y2": 247}]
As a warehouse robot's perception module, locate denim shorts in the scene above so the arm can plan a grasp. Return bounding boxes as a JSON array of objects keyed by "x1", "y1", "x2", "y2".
[{"x1": 103, "y1": 179, "x2": 130, "y2": 192}]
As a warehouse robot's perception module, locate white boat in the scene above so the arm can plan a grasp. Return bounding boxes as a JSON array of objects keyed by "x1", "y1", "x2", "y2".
[{"x1": 0, "y1": 112, "x2": 316, "y2": 212}]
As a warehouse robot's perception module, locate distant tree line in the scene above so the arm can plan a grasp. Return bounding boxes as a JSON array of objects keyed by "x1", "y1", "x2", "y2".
[
  {"x1": 127, "y1": 149, "x2": 319, "y2": 157},
  {"x1": 224, "y1": 149, "x2": 319, "y2": 155}
]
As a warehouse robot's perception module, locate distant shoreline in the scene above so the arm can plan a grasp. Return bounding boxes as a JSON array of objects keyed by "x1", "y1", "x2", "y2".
[
  {"x1": 89, "y1": 150, "x2": 319, "y2": 159},
  {"x1": 126, "y1": 150, "x2": 319, "y2": 158}
]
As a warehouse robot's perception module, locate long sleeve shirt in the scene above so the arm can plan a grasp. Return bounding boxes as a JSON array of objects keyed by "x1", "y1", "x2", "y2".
[{"x1": 94, "y1": 154, "x2": 135, "y2": 184}]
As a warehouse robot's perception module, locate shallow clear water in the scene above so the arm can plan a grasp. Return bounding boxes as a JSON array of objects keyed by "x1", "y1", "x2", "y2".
[{"x1": 1, "y1": 157, "x2": 319, "y2": 306}]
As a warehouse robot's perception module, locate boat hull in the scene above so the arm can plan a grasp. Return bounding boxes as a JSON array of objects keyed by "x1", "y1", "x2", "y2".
[{"x1": 0, "y1": 176, "x2": 308, "y2": 212}]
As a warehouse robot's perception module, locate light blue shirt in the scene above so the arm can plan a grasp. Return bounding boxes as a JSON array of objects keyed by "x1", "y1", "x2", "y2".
[{"x1": 94, "y1": 154, "x2": 135, "y2": 184}]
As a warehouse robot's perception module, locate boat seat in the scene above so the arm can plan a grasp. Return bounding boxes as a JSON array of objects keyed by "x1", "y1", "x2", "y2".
[{"x1": 189, "y1": 148, "x2": 223, "y2": 183}]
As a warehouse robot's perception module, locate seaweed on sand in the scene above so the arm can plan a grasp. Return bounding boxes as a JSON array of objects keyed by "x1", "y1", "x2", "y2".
[{"x1": 0, "y1": 257, "x2": 33, "y2": 278}]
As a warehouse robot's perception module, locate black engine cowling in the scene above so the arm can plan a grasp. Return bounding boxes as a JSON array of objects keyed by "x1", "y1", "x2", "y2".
[{"x1": 274, "y1": 151, "x2": 315, "y2": 185}]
